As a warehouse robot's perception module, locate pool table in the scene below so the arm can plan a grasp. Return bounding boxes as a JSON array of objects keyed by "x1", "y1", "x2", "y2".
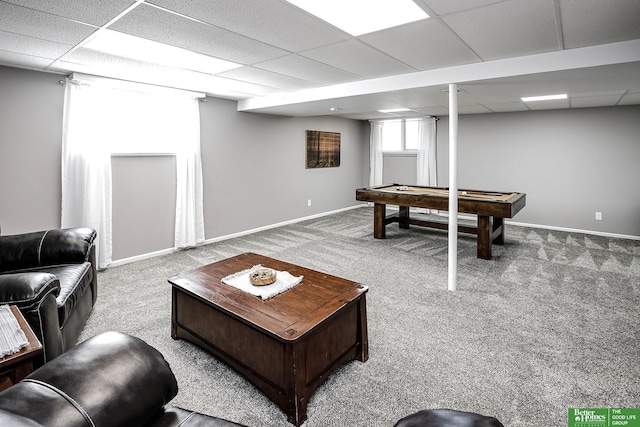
[{"x1": 355, "y1": 184, "x2": 526, "y2": 259}]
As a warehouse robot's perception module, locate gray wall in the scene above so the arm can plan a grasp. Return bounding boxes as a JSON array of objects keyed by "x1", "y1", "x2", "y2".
[
  {"x1": 111, "y1": 155, "x2": 176, "y2": 260},
  {"x1": 0, "y1": 65, "x2": 369, "y2": 262},
  {"x1": 1, "y1": 64, "x2": 638, "y2": 264},
  {"x1": 382, "y1": 106, "x2": 640, "y2": 237},
  {"x1": 199, "y1": 97, "x2": 369, "y2": 239},
  {"x1": 0, "y1": 66, "x2": 63, "y2": 233}
]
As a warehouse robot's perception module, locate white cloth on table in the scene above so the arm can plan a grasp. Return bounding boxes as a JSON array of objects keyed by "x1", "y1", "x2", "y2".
[
  {"x1": 0, "y1": 305, "x2": 29, "y2": 358},
  {"x1": 221, "y1": 264, "x2": 303, "y2": 300}
]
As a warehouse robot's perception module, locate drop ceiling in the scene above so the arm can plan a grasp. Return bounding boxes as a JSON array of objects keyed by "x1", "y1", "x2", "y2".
[{"x1": 0, "y1": 0, "x2": 639, "y2": 119}]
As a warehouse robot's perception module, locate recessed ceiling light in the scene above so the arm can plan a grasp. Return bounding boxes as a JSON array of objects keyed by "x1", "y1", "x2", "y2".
[
  {"x1": 83, "y1": 29, "x2": 242, "y2": 75},
  {"x1": 284, "y1": 0, "x2": 429, "y2": 36},
  {"x1": 378, "y1": 108, "x2": 412, "y2": 113},
  {"x1": 521, "y1": 94, "x2": 568, "y2": 102}
]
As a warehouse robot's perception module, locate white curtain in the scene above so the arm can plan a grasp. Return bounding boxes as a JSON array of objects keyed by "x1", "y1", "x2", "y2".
[
  {"x1": 61, "y1": 76, "x2": 205, "y2": 267},
  {"x1": 416, "y1": 116, "x2": 437, "y2": 213},
  {"x1": 416, "y1": 117, "x2": 437, "y2": 186},
  {"x1": 62, "y1": 80, "x2": 113, "y2": 268},
  {"x1": 174, "y1": 98, "x2": 205, "y2": 248},
  {"x1": 369, "y1": 120, "x2": 384, "y2": 186}
]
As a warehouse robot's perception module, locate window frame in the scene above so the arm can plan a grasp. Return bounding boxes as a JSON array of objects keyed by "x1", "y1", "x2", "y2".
[{"x1": 381, "y1": 118, "x2": 420, "y2": 154}]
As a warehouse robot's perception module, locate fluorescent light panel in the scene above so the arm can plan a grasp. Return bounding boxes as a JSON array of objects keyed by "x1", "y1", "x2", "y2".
[
  {"x1": 378, "y1": 108, "x2": 412, "y2": 113},
  {"x1": 83, "y1": 29, "x2": 242, "y2": 74},
  {"x1": 521, "y1": 94, "x2": 568, "y2": 102},
  {"x1": 284, "y1": 0, "x2": 429, "y2": 36}
]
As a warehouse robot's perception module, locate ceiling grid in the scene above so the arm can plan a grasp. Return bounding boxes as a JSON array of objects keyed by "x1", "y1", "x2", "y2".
[{"x1": 0, "y1": 0, "x2": 637, "y2": 118}]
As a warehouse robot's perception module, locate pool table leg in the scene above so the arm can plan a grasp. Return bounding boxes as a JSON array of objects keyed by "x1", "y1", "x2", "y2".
[
  {"x1": 398, "y1": 206, "x2": 410, "y2": 229},
  {"x1": 493, "y1": 217, "x2": 505, "y2": 245},
  {"x1": 477, "y1": 216, "x2": 492, "y2": 260},
  {"x1": 373, "y1": 203, "x2": 386, "y2": 239}
]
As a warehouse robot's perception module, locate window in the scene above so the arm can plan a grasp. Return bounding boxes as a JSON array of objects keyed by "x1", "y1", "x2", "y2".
[{"x1": 381, "y1": 118, "x2": 420, "y2": 152}]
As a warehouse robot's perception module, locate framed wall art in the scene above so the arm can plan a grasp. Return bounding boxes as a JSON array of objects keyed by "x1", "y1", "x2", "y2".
[{"x1": 305, "y1": 130, "x2": 340, "y2": 168}]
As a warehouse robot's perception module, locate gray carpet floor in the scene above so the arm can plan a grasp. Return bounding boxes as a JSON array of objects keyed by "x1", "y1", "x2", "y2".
[{"x1": 79, "y1": 207, "x2": 640, "y2": 427}]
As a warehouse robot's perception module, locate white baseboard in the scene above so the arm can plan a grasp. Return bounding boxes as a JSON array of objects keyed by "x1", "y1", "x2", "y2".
[
  {"x1": 108, "y1": 204, "x2": 366, "y2": 268},
  {"x1": 201, "y1": 204, "x2": 364, "y2": 245},
  {"x1": 108, "y1": 204, "x2": 638, "y2": 268},
  {"x1": 507, "y1": 220, "x2": 640, "y2": 241}
]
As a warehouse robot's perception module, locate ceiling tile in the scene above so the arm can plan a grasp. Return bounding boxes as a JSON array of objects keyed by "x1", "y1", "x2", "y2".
[
  {"x1": 148, "y1": 0, "x2": 351, "y2": 52},
  {"x1": 3, "y1": 0, "x2": 135, "y2": 26},
  {"x1": 421, "y1": 0, "x2": 507, "y2": 16},
  {"x1": 300, "y1": 39, "x2": 416, "y2": 79},
  {"x1": 412, "y1": 106, "x2": 450, "y2": 116},
  {"x1": 254, "y1": 54, "x2": 360, "y2": 85},
  {"x1": 56, "y1": 49, "x2": 284, "y2": 98},
  {"x1": 483, "y1": 101, "x2": 529, "y2": 113},
  {"x1": 0, "y1": 50, "x2": 55, "y2": 70},
  {"x1": 0, "y1": 2, "x2": 96, "y2": 45},
  {"x1": 618, "y1": 92, "x2": 640, "y2": 106},
  {"x1": 109, "y1": 3, "x2": 288, "y2": 65},
  {"x1": 560, "y1": 0, "x2": 640, "y2": 49},
  {"x1": 218, "y1": 66, "x2": 319, "y2": 92},
  {"x1": 442, "y1": 0, "x2": 561, "y2": 60},
  {"x1": 0, "y1": 31, "x2": 74, "y2": 59},
  {"x1": 340, "y1": 112, "x2": 384, "y2": 120},
  {"x1": 570, "y1": 94, "x2": 624, "y2": 108},
  {"x1": 57, "y1": 48, "x2": 166, "y2": 72},
  {"x1": 456, "y1": 103, "x2": 494, "y2": 114},
  {"x1": 360, "y1": 19, "x2": 480, "y2": 70}
]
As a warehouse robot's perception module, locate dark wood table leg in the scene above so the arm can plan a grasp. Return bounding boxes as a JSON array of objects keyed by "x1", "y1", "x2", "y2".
[
  {"x1": 477, "y1": 215, "x2": 492, "y2": 260},
  {"x1": 284, "y1": 342, "x2": 307, "y2": 427},
  {"x1": 399, "y1": 206, "x2": 410, "y2": 229},
  {"x1": 493, "y1": 217, "x2": 505, "y2": 244},
  {"x1": 356, "y1": 294, "x2": 369, "y2": 362},
  {"x1": 373, "y1": 203, "x2": 386, "y2": 239},
  {"x1": 171, "y1": 287, "x2": 178, "y2": 339}
]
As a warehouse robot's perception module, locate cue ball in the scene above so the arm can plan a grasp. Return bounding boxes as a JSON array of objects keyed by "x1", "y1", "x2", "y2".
[{"x1": 461, "y1": 191, "x2": 467, "y2": 195}]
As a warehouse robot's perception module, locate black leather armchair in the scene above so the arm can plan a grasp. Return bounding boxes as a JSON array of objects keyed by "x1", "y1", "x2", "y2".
[
  {"x1": 0, "y1": 331, "x2": 245, "y2": 426},
  {"x1": 0, "y1": 228, "x2": 97, "y2": 365}
]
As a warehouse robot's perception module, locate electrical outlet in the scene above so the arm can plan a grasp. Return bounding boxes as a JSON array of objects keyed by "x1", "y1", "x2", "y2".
[
  {"x1": 307, "y1": 199, "x2": 312, "y2": 207},
  {"x1": 595, "y1": 212, "x2": 602, "y2": 220}
]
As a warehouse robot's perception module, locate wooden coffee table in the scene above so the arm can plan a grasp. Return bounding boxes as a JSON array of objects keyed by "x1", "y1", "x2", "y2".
[{"x1": 169, "y1": 252, "x2": 368, "y2": 426}]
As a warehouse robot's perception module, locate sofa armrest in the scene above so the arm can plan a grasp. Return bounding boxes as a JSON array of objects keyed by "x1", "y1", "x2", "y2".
[
  {"x1": 0, "y1": 272, "x2": 60, "y2": 305},
  {"x1": 0, "y1": 332, "x2": 178, "y2": 427},
  {"x1": 0, "y1": 228, "x2": 96, "y2": 272}
]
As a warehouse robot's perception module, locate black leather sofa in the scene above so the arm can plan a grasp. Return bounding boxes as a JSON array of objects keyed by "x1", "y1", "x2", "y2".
[
  {"x1": 0, "y1": 331, "x2": 245, "y2": 427},
  {"x1": 0, "y1": 228, "x2": 97, "y2": 366},
  {"x1": 0, "y1": 331, "x2": 503, "y2": 426}
]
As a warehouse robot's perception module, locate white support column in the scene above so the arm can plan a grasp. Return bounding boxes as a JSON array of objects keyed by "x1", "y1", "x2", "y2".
[{"x1": 448, "y1": 83, "x2": 458, "y2": 292}]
